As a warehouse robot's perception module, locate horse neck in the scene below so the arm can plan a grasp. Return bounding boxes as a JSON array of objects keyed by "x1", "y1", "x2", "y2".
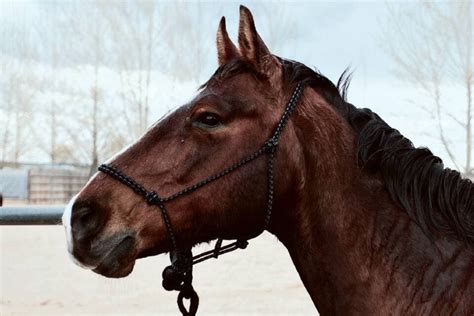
[{"x1": 270, "y1": 90, "x2": 474, "y2": 314}]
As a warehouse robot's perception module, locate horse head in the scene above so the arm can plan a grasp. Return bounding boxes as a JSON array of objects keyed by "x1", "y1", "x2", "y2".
[{"x1": 63, "y1": 6, "x2": 307, "y2": 278}]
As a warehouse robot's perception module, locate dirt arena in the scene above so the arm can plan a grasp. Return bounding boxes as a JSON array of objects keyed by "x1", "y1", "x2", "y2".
[{"x1": 1, "y1": 226, "x2": 316, "y2": 315}]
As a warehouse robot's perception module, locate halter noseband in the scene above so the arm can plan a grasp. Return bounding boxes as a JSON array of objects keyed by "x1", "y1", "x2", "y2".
[{"x1": 98, "y1": 82, "x2": 304, "y2": 315}]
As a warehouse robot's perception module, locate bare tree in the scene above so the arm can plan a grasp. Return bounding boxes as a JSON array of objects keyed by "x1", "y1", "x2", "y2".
[
  {"x1": 158, "y1": 2, "x2": 217, "y2": 84},
  {"x1": 160, "y1": 2, "x2": 297, "y2": 84},
  {"x1": 60, "y1": 1, "x2": 113, "y2": 174},
  {"x1": 251, "y1": 1, "x2": 298, "y2": 55},
  {"x1": 0, "y1": 17, "x2": 39, "y2": 166},
  {"x1": 28, "y1": 2, "x2": 64, "y2": 164},
  {"x1": 0, "y1": 62, "x2": 37, "y2": 165},
  {"x1": 103, "y1": 0, "x2": 162, "y2": 138},
  {"x1": 382, "y1": 1, "x2": 473, "y2": 177}
]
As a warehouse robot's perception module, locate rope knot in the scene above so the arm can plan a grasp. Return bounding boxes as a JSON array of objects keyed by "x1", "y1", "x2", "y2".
[
  {"x1": 180, "y1": 283, "x2": 195, "y2": 299},
  {"x1": 162, "y1": 265, "x2": 184, "y2": 291},
  {"x1": 236, "y1": 239, "x2": 249, "y2": 249},
  {"x1": 265, "y1": 137, "x2": 279, "y2": 153},
  {"x1": 178, "y1": 285, "x2": 199, "y2": 316},
  {"x1": 146, "y1": 191, "x2": 160, "y2": 205}
]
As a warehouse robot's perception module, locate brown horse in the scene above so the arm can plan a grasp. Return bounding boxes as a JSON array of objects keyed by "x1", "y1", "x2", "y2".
[{"x1": 62, "y1": 6, "x2": 474, "y2": 315}]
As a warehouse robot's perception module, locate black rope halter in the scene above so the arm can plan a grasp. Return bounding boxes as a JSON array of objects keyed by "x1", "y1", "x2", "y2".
[{"x1": 98, "y1": 82, "x2": 304, "y2": 315}]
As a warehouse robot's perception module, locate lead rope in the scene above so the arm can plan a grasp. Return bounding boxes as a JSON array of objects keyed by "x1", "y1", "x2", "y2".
[{"x1": 98, "y1": 82, "x2": 304, "y2": 315}]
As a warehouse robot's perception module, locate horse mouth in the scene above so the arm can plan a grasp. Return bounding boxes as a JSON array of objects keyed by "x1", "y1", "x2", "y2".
[{"x1": 92, "y1": 235, "x2": 137, "y2": 278}]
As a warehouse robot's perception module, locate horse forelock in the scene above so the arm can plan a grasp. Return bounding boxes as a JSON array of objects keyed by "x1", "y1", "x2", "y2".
[{"x1": 199, "y1": 58, "x2": 265, "y2": 90}]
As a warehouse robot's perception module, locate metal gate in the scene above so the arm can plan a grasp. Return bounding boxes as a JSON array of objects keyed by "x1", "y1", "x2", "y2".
[{"x1": 0, "y1": 205, "x2": 64, "y2": 225}]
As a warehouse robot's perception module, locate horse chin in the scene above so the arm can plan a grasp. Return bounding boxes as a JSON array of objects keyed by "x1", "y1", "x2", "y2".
[
  {"x1": 92, "y1": 236, "x2": 137, "y2": 278},
  {"x1": 93, "y1": 258, "x2": 136, "y2": 278}
]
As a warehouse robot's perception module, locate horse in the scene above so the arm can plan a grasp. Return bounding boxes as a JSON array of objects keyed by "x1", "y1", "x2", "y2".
[{"x1": 62, "y1": 5, "x2": 474, "y2": 315}]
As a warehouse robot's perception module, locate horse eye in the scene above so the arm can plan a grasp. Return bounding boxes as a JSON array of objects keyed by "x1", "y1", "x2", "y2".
[{"x1": 195, "y1": 112, "x2": 222, "y2": 128}]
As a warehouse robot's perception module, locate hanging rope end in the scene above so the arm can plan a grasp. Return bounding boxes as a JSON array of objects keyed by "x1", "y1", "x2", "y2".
[{"x1": 236, "y1": 239, "x2": 249, "y2": 249}]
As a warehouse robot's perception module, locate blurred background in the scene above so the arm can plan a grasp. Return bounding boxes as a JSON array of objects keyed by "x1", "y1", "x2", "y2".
[{"x1": 0, "y1": 0, "x2": 472, "y2": 315}]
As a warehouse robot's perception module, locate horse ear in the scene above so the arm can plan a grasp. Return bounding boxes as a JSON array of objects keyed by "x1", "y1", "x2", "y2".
[
  {"x1": 217, "y1": 17, "x2": 240, "y2": 66},
  {"x1": 238, "y1": 5, "x2": 271, "y2": 67}
]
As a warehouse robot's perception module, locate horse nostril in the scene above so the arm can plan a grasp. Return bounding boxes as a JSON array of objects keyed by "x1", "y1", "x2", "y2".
[{"x1": 71, "y1": 205, "x2": 104, "y2": 242}]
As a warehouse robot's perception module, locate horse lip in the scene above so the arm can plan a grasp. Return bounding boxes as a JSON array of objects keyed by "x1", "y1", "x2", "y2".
[
  {"x1": 68, "y1": 250, "x2": 99, "y2": 270},
  {"x1": 92, "y1": 235, "x2": 137, "y2": 278}
]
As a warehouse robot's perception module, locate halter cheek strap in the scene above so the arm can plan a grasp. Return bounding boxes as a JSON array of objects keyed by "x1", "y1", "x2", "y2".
[{"x1": 98, "y1": 82, "x2": 304, "y2": 315}]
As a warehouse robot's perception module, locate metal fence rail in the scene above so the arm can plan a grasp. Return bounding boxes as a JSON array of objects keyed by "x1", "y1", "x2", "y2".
[{"x1": 0, "y1": 206, "x2": 64, "y2": 225}]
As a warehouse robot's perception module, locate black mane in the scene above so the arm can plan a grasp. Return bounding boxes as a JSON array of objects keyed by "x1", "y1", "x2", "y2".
[
  {"x1": 285, "y1": 59, "x2": 474, "y2": 243},
  {"x1": 204, "y1": 58, "x2": 474, "y2": 243}
]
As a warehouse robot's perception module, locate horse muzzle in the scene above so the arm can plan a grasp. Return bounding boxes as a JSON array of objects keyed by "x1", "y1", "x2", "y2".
[{"x1": 63, "y1": 195, "x2": 138, "y2": 276}]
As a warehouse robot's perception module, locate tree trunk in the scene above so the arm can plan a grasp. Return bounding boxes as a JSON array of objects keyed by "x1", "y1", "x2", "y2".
[
  {"x1": 90, "y1": 64, "x2": 99, "y2": 177},
  {"x1": 464, "y1": 2, "x2": 472, "y2": 177},
  {"x1": 466, "y1": 75, "x2": 472, "y2": 177},
  {"x1": 435, "y1": 81, "x2": 459, "y2": 170},
  {"x1": 1, "y1": 104, "x2": 12, "y2": 167},
  {"x1": 14, "y1": 109, "x2": 20, "y2": 164},
  {"x1": 144, "y1": 8, "x2": 154, "y2": 131},
  {"x1": 50, "y1": 100, "x2": 57, "y2": 164}
]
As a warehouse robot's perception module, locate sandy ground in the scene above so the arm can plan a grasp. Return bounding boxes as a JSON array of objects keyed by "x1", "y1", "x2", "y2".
[{"x1": 0, "y1": 226, "x2": 317, "y2": 315}]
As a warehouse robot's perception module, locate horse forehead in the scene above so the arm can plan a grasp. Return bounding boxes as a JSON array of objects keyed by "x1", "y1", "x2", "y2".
[
  {"x1": 192, "y1": 89, "x2": 258, "y2": 114},
  {"x1": 206, "y1": 69, "x2": 266, "y2": 92}
]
